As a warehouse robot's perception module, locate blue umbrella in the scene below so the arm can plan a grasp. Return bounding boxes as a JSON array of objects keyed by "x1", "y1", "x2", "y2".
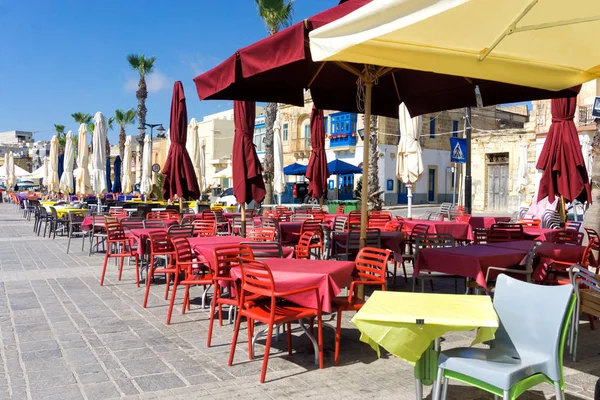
[
  {"x1": 57, "y1": 154, "x2": 64, "y2": 181},
  {"x1": 112, "y1": 156, "x2": 122, "y2": 193},
  {"x1": 328, "y1": 159, "x2": 362, "y2": 175},
  {"x1": 283, "y1": 162, "x2": 307, "y2": 175},
  {"x1": 105, "y1": 157, "x2": 112, "y2": 192}
]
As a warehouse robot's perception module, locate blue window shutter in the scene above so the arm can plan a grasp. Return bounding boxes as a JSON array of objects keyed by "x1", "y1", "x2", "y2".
[{"x1": 429, "y1": 118, "x2": 435, "y2": 138}]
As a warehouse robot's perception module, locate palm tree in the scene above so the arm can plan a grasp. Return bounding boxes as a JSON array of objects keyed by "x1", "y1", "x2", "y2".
[
  {"x1": 126, "y1": 54, "x2": 157, "y2": 160},
  {"x1": 255, "y1": 0, "x2": 294, "y2": 204},
  {"x1": 106, "y1": 117, "x2": 115, "y2": 157},
  {"x1": 115, "y1": 109, "x2": 137, "y2": 160},
  {"x1": 71, "y1": 112, "x2": 93, "y2": 126},
  {"x1": 54, "y1": 124, "x2": 66, "y2": 148}
]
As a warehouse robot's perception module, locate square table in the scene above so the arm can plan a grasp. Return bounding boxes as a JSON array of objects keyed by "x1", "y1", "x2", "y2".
[
  {"x1": 353, "y1": 291, "x2": 498, "y2": 399},
  {"x1": 522, "y1": 227, "x2": 559, "y2": 242},
  {"x1": 230, "y1": 258, "x2": 355, "y2": 313},
  {"x1": 404, "y1": 219, "x2": 473, "y2": 241}
]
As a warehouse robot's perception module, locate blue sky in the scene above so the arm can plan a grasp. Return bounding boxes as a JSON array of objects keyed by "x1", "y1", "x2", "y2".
[{"x1": 0, "y1": 0, "x2": 339, "y2": 143}]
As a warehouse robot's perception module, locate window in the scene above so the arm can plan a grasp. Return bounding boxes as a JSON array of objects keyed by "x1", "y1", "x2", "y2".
[
  {"x1": 253, "y1": 126, "x2": 266, "y2": 152},
  {"x1": 429, "y1": 117, "x2": 436, "y2": 138},
  {"x1": 452, "y1": 120, "x2": 459, "y2": 137},
  {"x1": 304, "y1": 124, "x2": 311, "y2": 138},
  {"x1": 282, "y1": 123, "x2": 288, "y2": 141}
]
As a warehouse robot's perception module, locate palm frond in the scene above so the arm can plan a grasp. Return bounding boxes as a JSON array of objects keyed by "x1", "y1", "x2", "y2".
[
  {"x1": 71, "y1": 112, "x2": 92, "y2": 124},
  {"x1": 125, "y1": 109, "x2": 137, "y2": 124},
  {"x1": 256, "y1": 0, "x2": 294, "y2": 34},
  {"x1": 107, "y1": 117, "x2": 115, "y2": 131},
  {"x1": 54, "y1": 124, "x2": 65, "y2": 136},
  {"x1": 127, "y1": 54, "x2": 141, "y2": 69}
]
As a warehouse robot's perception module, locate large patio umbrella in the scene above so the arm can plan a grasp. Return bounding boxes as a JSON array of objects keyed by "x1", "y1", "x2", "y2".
[
  {"x1": 283, "y1": 162, "x2": 307, "y2": 175},
  {"x1": 90, "y1": 112, "x2": 107, "y2": 197},
  {"x1": 6, "y1": 153, "x2": 15, "y2": 190},
  {"x1": 162, "y1": 81, "x2": 200, "y2": 203},
  {"x1": 328, "y1": 159, "x2": 362, "y2": 175},
  {"x1": 396, "y1": 104, "x2": 423, "y2": 219},
  {"x1": 112, "y1": 156, "x2": 122, "y2": 193},
  {"x1": 59, "y1": 131, "x2": 75, "y2": 194},
  {"x1": 233, "y1": 100, "x2": 266, "y2": 235},
  {"x1": 47, "y1": 135, "x2": 59, "y2": 194},
  {"x1": 57, "y1": 154, "x2": 64, "y2": 182},
  {"x1": 309, "y1": 0, "x2": 600, "y2": 92},
  {"x1": 306, "y1": 106, "x2": 329, "y2": 206},
  {"x1": 186, "y1": 118, "x2": 202, "y2": 196},
  {"x1": 42, "y1": 157, "x2": 48, "y2": 188},
  {"x1": 193, "y1": 0, "x2": 579, "y2": 245},
  {"x1": 105, "y1": 157, "x2": 112, "y2": 193},
  {"x1": 537, "y1": 96, "x2": 591, "y2": 206},
  {"x1": 140, "y1": 136, "x2": 153, "y2": 197},
  {"x1": 273, "y1": 108, "x2": 285, "y2": 204},
  {"x1": 122, "y1": 136, "x2": 133, "y2": 194},
  {"x1": 74, "y1": 124, "x2": 90, "y2": 196}
]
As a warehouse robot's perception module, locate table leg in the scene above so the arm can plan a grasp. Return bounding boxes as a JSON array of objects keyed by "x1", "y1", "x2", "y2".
[
  {"x1": 414, "y1": 339, "x2": 440, "y2": 399},
  {"x1": 415, "y1": 379, "x2": 423, "y2": 400}
]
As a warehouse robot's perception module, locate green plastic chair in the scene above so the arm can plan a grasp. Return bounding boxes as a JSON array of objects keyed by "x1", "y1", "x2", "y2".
[{"x1": 433, "y1": 274, "x2": 575, "y2": 400}]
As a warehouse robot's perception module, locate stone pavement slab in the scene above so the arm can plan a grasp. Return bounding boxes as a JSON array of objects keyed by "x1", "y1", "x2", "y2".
[{"x1": 0, "y1": 203, "x2": 598, "y2": 399}]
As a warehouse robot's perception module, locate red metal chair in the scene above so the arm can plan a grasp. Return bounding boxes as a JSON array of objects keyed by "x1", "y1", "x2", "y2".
[
  {"x1": 147, "y1": 211, "x2": 171, "y2": 220},
  {"x1": 335, "y1": 205, "x2": 345, "y2": 214},
  {"x1": 247, "y1": 227, "x2": 276, "y2": 242},
  {"x1": 143, "y1": 231, "x2": 176, "y2": 308},
  {"x1": 192, "y1": 220, "x2": 217, "y2": 237},
  {"x1": 491, "y1": 223, "x2": 525, "y2": 240},
  {"x1": 566, "y1": 221, "x2": 582, "y2": 232},
  {"x1": 166, "y1": 237, "x2": 213, "y2": 325},
  {"x1": 367, "y1": 215, "x2": 391, "y2": 229},
  {"x1": 100, "y1": 221, "x2": 140, "y2": 287},
  {"x1": 346, "y1": 210, "x2": 362, "y2": 231},
  {"x1": 517, "y1": 218, "x2": 541, "y2": 228},
  {"x1": 207, "y1": 245, "x2": 254, "y2": 347},
  {"x1": 585, "y1": 227, "x2": 599, "y2": 244},
  {"x1": 295, "y1": 231, "x2": 317, "y2": 259},
  {"x1": 229, "y1": 258, "x2": 323, "y2": 383},
  {"x1": 332, "y1": 247, "x2": 391, "y2": 365},
  {"x1": 298, "y1": 220, "x2": 324, "y2": 258},
  {"x1": 109, "y1": 208, "x2": 128, "y2": 216}
]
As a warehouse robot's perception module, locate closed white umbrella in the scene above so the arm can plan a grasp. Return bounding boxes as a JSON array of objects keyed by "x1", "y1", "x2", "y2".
[
  {"x1": 47, "y1": 135, "x2": 59, "y2": 193},
  {"x1": 135, "y1": 144, "x2": 142, "y2": 185},
  {"x1": 516, "y1": 140, "x2": 528, "y2": 206},
  {"x1": 581, "y1": 133, "x2": 592, "y2": 183},
  {"x1": 90, "y1": 112, "x2": 107, "y2": 196},
  {"x1": 186, "y1": 118, "x2": 202, "y2": 194},
  {"x1": 122, "y1": 136, "x2": 133, "y2": 193},
  {"x1": 42, "y1": 157, "x2": 49, "y2": 188},
  {"x1": 273, "y1": 108, "x2": 285, "y2": 204},
  {"x1": 140, "y1": 135, "x2": 153, "y2": 196},
  {"x1": 6, "y1": 152, "x2": 16, "y2": 189},
  {"x1": 74, "y1": 124, "x2": 90, "y2": 195},
  {"x1": 396, "y1": 103, "x2": 423, "y2": 219},
  {"x1": 59, "y1": 131, "x2": 75, "y2": 194},
  {"x1": 2, "y1": 153, "x2": 8, "y2": 185}
]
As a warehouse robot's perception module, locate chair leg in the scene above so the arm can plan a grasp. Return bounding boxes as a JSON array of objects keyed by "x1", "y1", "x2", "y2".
[
  {"x1": 247, "y1": 319, "x2": 254, "y2": 360},
  {"x1": 166, "y1": 280, "x2": 178, "y2": 325},
  {"x1": 164, "y1": 273, "x2": 171, "y2": 300},
  {"x1": 441, "y1": 377, "x2": 449, "y2": 400},
  {"x1": 100, "y1": 254, "x2": 109, "y2": 286},
  {"x1": 228, "y1": 308, "x2": 243, "y2": 367},
  {"x1": 287, "y1": 322, "x2": 292, "y2": 356},
  {"x1": 503, "y1": 390, "x2": 509, "y2": 400},
  {"x1": 334, "y1": 308, "x2": 343, "y2": 366},
  {"x1": 134, "y1": 255, "x2": 140, "y2": 287},
  {"x1": 143, "y1": 260, "x2": 155, "y2": 308},
  {"x1": 218, "y1": 302, "x2": 224, "y2": 326},
  {"x1": 118, "y1": 256, "x2": 124, "y2": 281},
  {"x1": 260, "y1": 323, "x2": 274, "y2": 383},
  {"x1": 66, "y1": 233, "x2": 72, "y2": 254},
  {"x1": 554, "y1": 381, "x2": 564, "y2": 400},
  {"x1": 589, "y1": 314, "x2": 595, "y2": 330},
  {"x1": 392, "y1": 262, "x2": 397, "y2": 291},
  {"x1": 433, "y1": 367, "x2": 444, "y2": 400},
  {"x1": 181, "y1": 287, "x2": 190, "y2": 314},
  {"x1": 207, "y1": 298, "x2": 217, "y2": 347},
  {"x1": 317, "y1": 313, "x2": 323, "y2": 370}
]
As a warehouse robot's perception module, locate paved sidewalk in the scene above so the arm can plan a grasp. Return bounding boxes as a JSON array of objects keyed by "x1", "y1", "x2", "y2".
[{"x1": 0, "y1": 203, "x2": 598, "y2": 399}]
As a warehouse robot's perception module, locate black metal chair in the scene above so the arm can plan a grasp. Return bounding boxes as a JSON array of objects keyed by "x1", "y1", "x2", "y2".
[
  {"x1": 412, "y1": 233, "x2": 458, "y2": 292},
  {"x1": 334, "y1": 228, "x2": 381, "y2": 261},
  {"x1": 66, "y1": 213, "x2": 89, "y2": 254}
]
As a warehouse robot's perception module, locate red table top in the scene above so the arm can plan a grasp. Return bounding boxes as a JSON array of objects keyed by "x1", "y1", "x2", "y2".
[
  {"x1": 404, "y1": 219, "x2": 473, "y2": 240},
  {"x1": 189, "y1": 236, "x2": 294, "y2": 269},
  {"x1": 522, "y1": 228, "x2": 559, "y2": 242},
  {"x1": 468, "y1": 216, "x2": 511, "y2": 229},
  {"x1": 230, "y1": 258, "x2": 355, "y2": 313}
]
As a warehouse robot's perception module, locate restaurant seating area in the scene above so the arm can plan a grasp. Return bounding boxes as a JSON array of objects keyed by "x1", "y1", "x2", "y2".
[{"x1": 5, "y1": 192, "x2": 600, "y2": 397}]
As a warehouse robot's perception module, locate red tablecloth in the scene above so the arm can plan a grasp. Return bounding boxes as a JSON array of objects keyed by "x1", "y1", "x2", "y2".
[
  {"x1": 279, "y1": 220, "x2": 336, "y2": 244},
  {"x1": 332, "y1": 231, "x2": 405, "y2": 260},
  {"x1": 415, "y1": 244, "x2": 527, "y2": 290},
  {"x1": 468, "y1": 216, "x2": 511, "y2": 229},
  {"x1": 486, "y1": 240, "x2": 587, "y2": 281},
  {"x1": 230, "y1": 258, "x2": 355, "y2": 313},
  {"x1": 128, "y1": 228, "x2": 170, "y2": 257},
  {"x1": 522, "y1": 228, "x2": 558, "y2": 242},
  {"x1": 189, "y1": 236, "x2": 294, "y2": 269},
  {"x1": 404, "y1": 219, "x2": 473, "y2": 241}
]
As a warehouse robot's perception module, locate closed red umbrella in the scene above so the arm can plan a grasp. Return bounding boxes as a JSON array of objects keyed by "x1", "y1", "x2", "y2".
[
  {"x1": 306, "y1": 106, "x2": 329, "y2": 202},
  {"x1": 233, "y1": 100, "x2": 266, "y2": 205},
  {"x1": 537, "y1": 95, "x2": 591, "y2": 204},
  {"x1": 162, "y1": 81, "x2": 201, "y2": 201}
]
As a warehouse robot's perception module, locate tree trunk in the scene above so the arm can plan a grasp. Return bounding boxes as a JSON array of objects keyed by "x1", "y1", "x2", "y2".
[
  {"x1": 584, "y1": 122, "x2": 600, "y2": 241},
  {"x1": 105, "y1": 138, "x2": 111, "y2": 157},
  {"x1": 367, "y1": 115, "x2": 383, "y2": 210},
  {"x1": 119, "y1": 126, "x2": 126, "y2": 160},
  {"x1": 263, "y1": 102, "x2": 277, "y2": 204},
  {"x1": 136, "y1": 75, "x2": 148, "y2": 181}
]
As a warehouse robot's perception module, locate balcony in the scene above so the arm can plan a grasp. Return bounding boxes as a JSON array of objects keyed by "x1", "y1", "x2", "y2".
[
  {"x1": 290, "y1": 137, "x2": 311, "y2": 157},
  {"x1": 579, "y1": 105, "x2": 594, "y2": 126},
  {"x1": 329, "y1": 133, "x2": 357, "y2": 150}
]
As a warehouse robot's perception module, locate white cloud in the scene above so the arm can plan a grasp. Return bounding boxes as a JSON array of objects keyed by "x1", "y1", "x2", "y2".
[{"x1": 124, "y1": 70, "x2": 170, "y2": 93}]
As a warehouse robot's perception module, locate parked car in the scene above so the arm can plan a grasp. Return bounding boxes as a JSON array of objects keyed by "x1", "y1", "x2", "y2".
[{"x1": 214, "y1": 187, "x2": 237, "y2": 207}]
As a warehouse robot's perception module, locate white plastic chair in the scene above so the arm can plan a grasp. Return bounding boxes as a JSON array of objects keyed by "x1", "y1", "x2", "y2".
[{"x1": 434, "y1": 274, "x2": 574, "y2": 400}]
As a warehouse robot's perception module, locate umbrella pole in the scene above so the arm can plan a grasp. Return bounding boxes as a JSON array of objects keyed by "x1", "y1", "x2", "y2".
[
  {"x1": 407, "y1": 184, "x2": 413, "y2": 220},
  {"x1": 240, "y1": 202, "x2": 247, "y2": 238},
  {"x1": 319, "y1": 196, "x2": 323, "y2": 211},
  {"x1": 359, "y1": 81, "x2": 372, "y2": 249}
]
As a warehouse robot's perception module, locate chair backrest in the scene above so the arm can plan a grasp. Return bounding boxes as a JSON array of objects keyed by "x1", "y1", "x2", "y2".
[
  {"x1": 492, "y1": 274, "x2": 574, "y2": 382},
  {"x1": 517, "y1": 218, "x2": 541, "y2": 228},
  {"x1": 542, "y1": 210, "x2": 562, "y2": 229},
  {"x1": 109, "y1": 208, "x2": 128, "y2": 216},
  {"x1": 260, "y1": 217, "x2": 279, "y2": 229},
  {"x1": 275, "y1": 206, "x2": 288, "y2": 214},
  {"x1": 383, "y1": 220, "x2": 403, "y2": 232},
  {"x1": 170, "y1": 237, "x2": 194, "y2": 264},
  {"x1": 291, "y1": 213, "x2": 313, "y2": 222},
  {"x1": 144, "y1": 219, "x2": 167, "y2": 229},
  {"x1": 167, "y1": 224, "x2": 195, "y2": 239},
  {"x1": 192, "y1": 220, "x2": 217, "y2": 237},
  {"x1": 278, "y1": 211, "x2": 293, "y2": 222},
  {"x1": 232, "y1": 215, "x2": 257, "y2": 230},
  {"x1": 439, "y1": 202, "x2": 452, "y2": 218},
  {"x1": 237, "y1": 258, "x2": 276, "y2": 299},
  {"x1": 369, "y1": 210, "x2": 392, "y2": 219},
  {"x1": 300, "y1": 220, "x2": 323, "y2": 236},
  {"x1": 585, "y1": 227, "x2": 599, "y2": 245},
  {"x1": 491, "y1": 223, "x2": 525, "y2": 240},
  {"x1": 213, "y1": 245, "x2": 254, "y2": 283},
  {"x1": 414, "y1": 233, "x2": 454, "y2": 262},
  {"x1": 68, "y1": 212, "x2": 84, "y2": 224},
  {"x1": 147, "y1": 211, "x2": 170, "y2": 220},
  {"x1": 522, "y1": 241, "x2": 542, "y2": 273},
  {"x1": 180, "y1": 214, "x2": 199, "y2": 225},
  {"x1": 565, "y1": 221, "x2": 582, "y2": 232},
  {"x1": 410, "y1": 223, "x2": 430, "y2": 238},
  {"x1": 295, "y1": 231, "x2": 316, "y2": 259},
  {"x1": 294, "y1": 208, "x2": 309, "y2": 215},
  {"x1": 105, "y1": 221, "x2": 127, "y2": 242},
  {"x1": 148, "y1": 231, "x2": 173, "y2": 254},
  {"x1": 367, "y1": 215, "x2": 391, "y2": 229},
  {"x1": 120, "y1": 219, "x2": 145, "y2": 233},
  {"x1": 49, "y1": 207, "x2": 58, "y2": 219},
  {"x1": 310, "y1": 211, "x2": 325, "y2": 223},
  {"x1": 263, "y1": 210, "x2": 278, "y2": 219},
  {"x1": 247, "y1": 227, "x2": 276, "y2": 242},
  {"x1": 201, "y1": 210, "x2": 216, "y2": 221},
  {"x1": 240, "y1": 241, "x2": 283, "y2": 259},
  {"x1": 365, "y1": 228, "x2": 382, "y2": 247},
  {"x1": 553, "y1": 230, "x2": 584, "y2": 246},
  {"x1": 354, "y1": 247, "x2": 392, "y2": 284},
  {"x1": 335, "y1": 205, "x2": 345, "y2": 214},
  {"x1": 472, "y1": 228, "x2": 490, "y2": 244},
  {"x1": 333, "y1": 216, "x2": 348, "y2": 233}
]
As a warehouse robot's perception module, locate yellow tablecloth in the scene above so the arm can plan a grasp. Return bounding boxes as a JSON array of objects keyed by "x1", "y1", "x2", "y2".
[
  {"x1": 48, "y1": 207, "x2": 88, "y2": 218},
  {"x1": 352, "y1": 291, "x2": 498, "y2": 363},
  {"x1": 40, "y1": 201, "x2": 57, "y2": 206}
]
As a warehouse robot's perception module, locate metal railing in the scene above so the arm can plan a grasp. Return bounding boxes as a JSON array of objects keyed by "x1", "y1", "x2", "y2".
[
  {"x1": 578, "y1": 105, "x2": 594, "y2": 125},
  {"x1": 289, "y1": 137, "x2": 311, "y2": 153}
]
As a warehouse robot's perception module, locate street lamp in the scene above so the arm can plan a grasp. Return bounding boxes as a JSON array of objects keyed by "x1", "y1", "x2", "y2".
[{"x1": 138, "y1": 123, "x2": 165, "y2": 142}]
